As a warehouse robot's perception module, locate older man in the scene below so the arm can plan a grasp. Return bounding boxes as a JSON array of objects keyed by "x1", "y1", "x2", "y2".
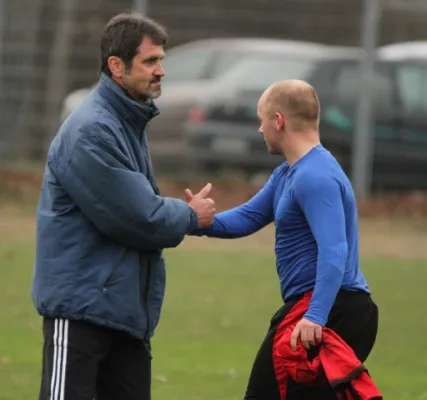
[{"x1": 32, "y1": 13, "x2": 215, "y2": 400}]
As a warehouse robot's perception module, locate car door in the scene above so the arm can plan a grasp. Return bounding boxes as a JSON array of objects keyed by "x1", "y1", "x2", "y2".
[{"x1": 392, "y1": 62, "x2": 427, "y2": 190}]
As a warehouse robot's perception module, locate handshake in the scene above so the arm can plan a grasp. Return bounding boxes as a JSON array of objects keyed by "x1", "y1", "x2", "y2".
[{"x1": 185, "y1": 183, "x2": 216, "y2": 229}]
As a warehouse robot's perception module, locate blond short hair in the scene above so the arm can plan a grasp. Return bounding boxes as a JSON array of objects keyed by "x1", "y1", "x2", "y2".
[{"x1": 262, "y1": 80, "x2": 320, "y2": 131}]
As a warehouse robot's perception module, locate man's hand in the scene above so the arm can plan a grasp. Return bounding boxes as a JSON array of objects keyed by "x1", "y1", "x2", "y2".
[
  {"x1": 185, "y1": 183, "x2": 216, "y2": 228},
  {"x1": 290, "y1": 318, "x2": 323, "y2": 351}
]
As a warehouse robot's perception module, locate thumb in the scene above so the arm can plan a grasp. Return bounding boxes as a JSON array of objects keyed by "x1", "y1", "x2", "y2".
[
  {"x1": 184, "y1": 189, "x2": 194, "y2": 203},
  {"x1": 197, "y1": 183, "x2": 212, "y2": 199}
]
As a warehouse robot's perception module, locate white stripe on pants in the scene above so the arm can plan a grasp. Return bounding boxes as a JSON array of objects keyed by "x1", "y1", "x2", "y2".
[{"x1": 50, "y1": 319, "x2": 69, "y2": 400}]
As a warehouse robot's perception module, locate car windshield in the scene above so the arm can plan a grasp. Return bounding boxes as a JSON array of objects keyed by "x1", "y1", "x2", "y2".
[{"x1": 214, "y1": 56, "x2": 317, "y2": 91}]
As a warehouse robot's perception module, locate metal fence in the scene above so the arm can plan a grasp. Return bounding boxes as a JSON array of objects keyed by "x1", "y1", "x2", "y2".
[
  {"x1": 0, "y1": 0, "x2": 134, "y2": 162},
  {"x1": 354, "y1": 0, "x2": 427, "y2": 195},
  {"x1": 0, "y1": 0, "x2": 427, "y2": 194}
]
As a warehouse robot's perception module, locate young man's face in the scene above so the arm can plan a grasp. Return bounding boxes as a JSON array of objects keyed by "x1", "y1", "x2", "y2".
[
  {"x1": 257, "y1": 100, "x2": 284, "y2": 156},
  {"x1": 120, "y1": 36, "x2": 165, "y2": 101}
]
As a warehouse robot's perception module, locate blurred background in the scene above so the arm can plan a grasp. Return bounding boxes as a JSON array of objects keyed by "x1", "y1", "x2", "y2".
[
  {"x1": 0, "y1": 0, "x2": 427, "y2": 195},
  {"x1": 0, "y1": 1, "x2": 427, "y2": 399}
]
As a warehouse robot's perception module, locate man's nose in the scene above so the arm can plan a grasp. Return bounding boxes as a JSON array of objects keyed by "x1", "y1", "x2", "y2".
[{"x1": 155, "y1": 63, "x2": 165, "y2": 77}]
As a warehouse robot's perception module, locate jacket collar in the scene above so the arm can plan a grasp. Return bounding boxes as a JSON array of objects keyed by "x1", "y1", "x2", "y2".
[{"x1": 97, "y1": 73, "x2": 160, "y2": 128}]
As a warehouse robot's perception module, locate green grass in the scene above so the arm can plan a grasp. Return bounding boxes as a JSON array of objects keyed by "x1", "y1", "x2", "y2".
[{"x1": 0, "y1": 243, "x2": 426, "y2": 399}]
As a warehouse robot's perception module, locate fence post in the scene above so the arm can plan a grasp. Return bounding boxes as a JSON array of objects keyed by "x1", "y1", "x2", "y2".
[
  {"x1": 133, "y1": 0, "x2": 148, "y2": 15},
  {"x1": 351, "y1": 0, "x2": 382, "y2": 197}
]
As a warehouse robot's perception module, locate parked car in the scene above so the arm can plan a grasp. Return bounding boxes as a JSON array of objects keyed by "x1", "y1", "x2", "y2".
[
  {"x1": 184, "y1": 50, "x2": 427, "y2": 191},
  {"x1": 60, "y1": 38, "x2": 339, "y2": 171},
  {"x1": 378, "y1": 41, "x2": 427, "y2": 61},
  {"x1": 184, "y1": 46, "x2": 361, "y2": 173}
]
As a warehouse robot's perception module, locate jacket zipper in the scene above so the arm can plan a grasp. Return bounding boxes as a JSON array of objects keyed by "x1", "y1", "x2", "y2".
[
  {"x1": 143, "y1": 257, "x2": 151, "y2": 339},
  {"x1": 140, "y1": 128, "x2": 154, "y2": 339}
]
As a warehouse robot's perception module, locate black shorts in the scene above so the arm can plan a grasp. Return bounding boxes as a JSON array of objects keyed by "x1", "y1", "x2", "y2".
[
  {"x1": 244, "y1": 290, "x2": 379, "y2": 400},
  {"x1": 38, "y1": 317, "x2": 152, "y2": 400}
]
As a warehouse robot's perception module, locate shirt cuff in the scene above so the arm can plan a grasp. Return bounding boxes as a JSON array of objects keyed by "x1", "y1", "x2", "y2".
[{"x1": 303, "y1": 311, "x2": 327, "y2": 327}]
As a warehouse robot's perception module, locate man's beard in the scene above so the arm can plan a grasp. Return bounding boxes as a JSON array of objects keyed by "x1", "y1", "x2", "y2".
[
  {"x1": 134, "y1": 86, "x2": 161, "y2": 103},
  {"x1": 149, "y1": 76, "x2": 162, "y2": 99},
  {"x1": 149, "y1": 87, "x2": 161, "y2": 99},
  {"x1": 122, "y1": 75, "x2": 162, "y2": 103},
  {"x1": 134, "y1": 92, "x2": 150, "y2": 103}
]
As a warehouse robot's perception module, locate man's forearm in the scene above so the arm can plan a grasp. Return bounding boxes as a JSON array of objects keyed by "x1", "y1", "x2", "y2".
[
  {"x1": 191, "y1": 205, "x2": 271, "y2": 238},
  {"x1": 303, "y1": 242, "x2": 348, "y2": 326},
  {"x1": 189, "y1": 171, "x2": 275, "y2": 238}
]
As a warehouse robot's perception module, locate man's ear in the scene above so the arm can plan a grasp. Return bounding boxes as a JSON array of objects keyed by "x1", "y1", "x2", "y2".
[
  {"x1": 107, "y1": 56, "x2": 125, "y2": 79},
  {"x1": 275, "y1": 112, "x2": 285, "y2": 130}
]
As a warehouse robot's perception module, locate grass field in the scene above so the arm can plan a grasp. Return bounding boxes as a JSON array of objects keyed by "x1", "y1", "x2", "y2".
[{"x1": 0, "y1": 205, "x2": 426, "y2": 399}]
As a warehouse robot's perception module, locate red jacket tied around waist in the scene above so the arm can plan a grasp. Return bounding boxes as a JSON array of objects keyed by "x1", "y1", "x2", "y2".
[{"x1": 272, "y1": 292, "x2": 382, "y2": 400}]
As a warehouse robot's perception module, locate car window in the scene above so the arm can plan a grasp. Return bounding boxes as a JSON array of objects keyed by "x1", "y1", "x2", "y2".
[
  {"x1": 321, "y1": 62, "x2": 396, "y2": 137},
  {"x1": 161, "y1": 49, "x2": 214, "y2": 83},
  {"x1": 332, "y1": 63, "x2": 394, "y2": 112},
  {"x1": 396, "y1": 64, "x2": 427, "y2": 114},
  {"x1": 214, "y1": 57, "x2": 317, "y2": 91},
  {"x1": 209, "y1": 51, "x2": 254, "y2": 78},
  {"x1": 332, "y1": 65, "x2": 360, "y2": 104}
]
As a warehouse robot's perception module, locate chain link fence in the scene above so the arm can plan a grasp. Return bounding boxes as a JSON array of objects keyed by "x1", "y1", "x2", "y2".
[{"x1": 0, "y1": 0, "x2": 134, "y2": 163}]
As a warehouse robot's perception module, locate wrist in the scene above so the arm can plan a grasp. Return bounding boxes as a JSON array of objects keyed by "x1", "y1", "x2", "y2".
[
  {"x1": 186, "y1": 207, "x2": 198, "y2": 234},
  {"x1": 303, "y1": 311, "x2": 327, "y2": 327}
]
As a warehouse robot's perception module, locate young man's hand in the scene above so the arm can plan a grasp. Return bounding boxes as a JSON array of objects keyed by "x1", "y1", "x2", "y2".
[
  {"x1": 185, "y1": 183, "x2": 216, "y2": 228},
  {"x1": 290, "y1": 318, "x2": 323, "y2": 351}
]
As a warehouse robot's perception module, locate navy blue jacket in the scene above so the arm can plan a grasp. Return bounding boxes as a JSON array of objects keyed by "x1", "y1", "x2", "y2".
[{"x1": 31, "y1": 73, "x2": 198, "y2": 339}]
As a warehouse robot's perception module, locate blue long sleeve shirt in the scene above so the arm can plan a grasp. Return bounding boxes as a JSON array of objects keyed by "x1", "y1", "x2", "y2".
[{"x1": 190, "y1": 145, "x2": 369, "y2": 326}]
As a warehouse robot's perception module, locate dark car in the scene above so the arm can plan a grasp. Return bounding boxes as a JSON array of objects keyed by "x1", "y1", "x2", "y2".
[{"x1": 184, "y1": 49, "x2": 427, "y2": 192}]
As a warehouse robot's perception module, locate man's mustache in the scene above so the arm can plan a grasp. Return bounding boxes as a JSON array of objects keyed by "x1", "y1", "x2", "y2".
[{"x1": 151, "y1": 76, "x2": 161, "y2": 83}]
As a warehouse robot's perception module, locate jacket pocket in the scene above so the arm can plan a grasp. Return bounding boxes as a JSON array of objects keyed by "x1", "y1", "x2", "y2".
[{"x1": 102, "y1": 250, "x2": 127, "y2": 292}]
